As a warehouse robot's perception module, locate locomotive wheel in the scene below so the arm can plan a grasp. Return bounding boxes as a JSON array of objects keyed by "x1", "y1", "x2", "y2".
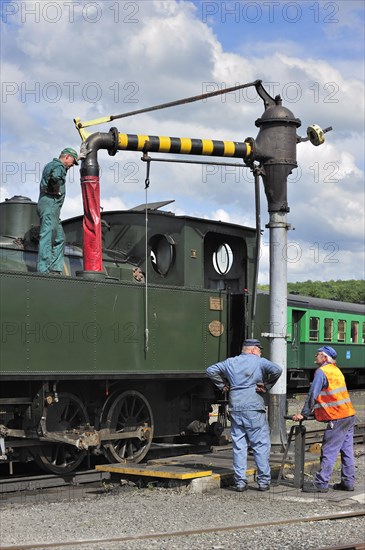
[
  {"x1": 34, "y1": 392, "x2": 88, "y2": 474},
  {"x1": 101, "y1": 390, "x2": 154, "y2": 464}
]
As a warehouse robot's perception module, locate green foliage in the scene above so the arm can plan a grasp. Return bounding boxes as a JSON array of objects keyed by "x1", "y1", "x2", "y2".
[{"x1": 258, "y1": 280, "x2": 365, "y2": 304}]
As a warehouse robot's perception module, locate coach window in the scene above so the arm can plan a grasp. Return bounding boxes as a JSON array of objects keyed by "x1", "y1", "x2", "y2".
[
  {"x1": 351, "y1": 321, "x2": 359, "y2": 343},
  {"x1": 337, "y1": 320, "x2": 346, "y2": 342},
  {"x1": 324, "y1": 318, "x2": 333, "y2": 341},
  {"x1": 362, "y1": 322, "x2": 365, "y2": 344},
  {"x1": 309, "y1": 317, "x2": 319, "y2": 341}
]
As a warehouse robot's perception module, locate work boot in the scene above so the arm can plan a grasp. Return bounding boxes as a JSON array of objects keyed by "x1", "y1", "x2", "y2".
[
  {"x1": 302, "y1": 482, "x2": 328, "y2": 493},
  {"x1": 235, "y1": 485, "x2": 248, "y2": 492},
  {"x1": 333, "y1": 482, "x2": 354, "y2": 491}
]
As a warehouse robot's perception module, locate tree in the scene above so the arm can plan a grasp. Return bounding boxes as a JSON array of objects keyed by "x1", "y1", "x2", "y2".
[{"x1": 257, "y1": 280, "x2": 365, "y2": 303}]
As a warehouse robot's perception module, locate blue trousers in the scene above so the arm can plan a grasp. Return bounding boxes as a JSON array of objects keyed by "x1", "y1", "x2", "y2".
[
  {"x1": 37, "y1": 196, "x2": 65, "y2": 273},
  {"x1": 315, "y1": 416, "x2": 355, "y2": 488},
  {"x1": 230, "y1": 409, "x2": 271, "y2": 487}
]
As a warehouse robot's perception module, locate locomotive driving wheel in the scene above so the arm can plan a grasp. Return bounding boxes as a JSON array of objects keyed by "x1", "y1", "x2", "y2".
[
  {"x1": 34, "y1": 392, "x2": 89, "y2": 474},
  {"x1": 100, "y1": 390, "x2": 154, "y2": 463}
]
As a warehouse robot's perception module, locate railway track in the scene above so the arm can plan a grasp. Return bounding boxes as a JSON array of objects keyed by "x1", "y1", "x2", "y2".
[
  {"x1": 0, "y1": 468, "x2": 110, "y2": 494},
  {"x1": 300, "y1": 421, "x2": 365, "y2": 449},
  {"x1": 0, "y1": 510, "x2": 363, "y2": 550},
  {"x1": 0, "y1": 441, "x2": 215, "y2": 496},
  {"x1": 1, "y1": 423, "x2": 364, "y2": 495}
]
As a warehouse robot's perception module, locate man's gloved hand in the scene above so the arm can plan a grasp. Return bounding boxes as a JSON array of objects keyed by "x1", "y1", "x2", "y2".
[{"x1": 256, "y1": 382, "x2": 266, "y2": 393}]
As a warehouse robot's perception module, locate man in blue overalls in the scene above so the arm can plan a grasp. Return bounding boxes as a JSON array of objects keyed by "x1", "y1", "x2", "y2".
[
  {"x1": 37, "y1": 148, "x2": 79, "y2": 273},
  {"x1": 206, "y1": 339, "x2": 282, "y2": 492}
]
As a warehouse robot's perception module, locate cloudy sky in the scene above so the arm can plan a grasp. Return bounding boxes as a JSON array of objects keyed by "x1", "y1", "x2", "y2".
[{"x1": 1, "y1": 0, "x2": 364, "y2": 284}]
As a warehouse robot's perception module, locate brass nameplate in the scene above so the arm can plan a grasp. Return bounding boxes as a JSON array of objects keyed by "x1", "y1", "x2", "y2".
[{"x1": 209, "y1": 297, "x2": 223, "y2": 311}]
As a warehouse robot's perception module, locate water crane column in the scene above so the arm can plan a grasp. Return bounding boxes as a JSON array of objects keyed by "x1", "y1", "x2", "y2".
[{"x1": 254, "y1": 97, "x2": 301, "y2": 450}]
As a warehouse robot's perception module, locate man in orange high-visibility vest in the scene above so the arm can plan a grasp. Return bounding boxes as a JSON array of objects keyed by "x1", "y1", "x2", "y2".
[{"x1": 292, "y1": 346, "x2": 356, "y2": 493}]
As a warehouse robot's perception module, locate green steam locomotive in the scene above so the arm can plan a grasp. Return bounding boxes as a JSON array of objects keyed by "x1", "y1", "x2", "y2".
[{"x1": 0, "y1": 195, "x2": 257, "y2": 473}]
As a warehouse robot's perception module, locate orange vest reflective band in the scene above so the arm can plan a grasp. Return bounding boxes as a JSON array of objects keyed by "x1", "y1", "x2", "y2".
[{"x1": 314, "y1": 364, "x2": 356, "y2": 421}]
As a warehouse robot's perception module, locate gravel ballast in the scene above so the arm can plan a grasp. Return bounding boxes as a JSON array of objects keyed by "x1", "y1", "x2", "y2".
[{"x1": 1, "y1": 449, "x2": 364, "y2": 550}]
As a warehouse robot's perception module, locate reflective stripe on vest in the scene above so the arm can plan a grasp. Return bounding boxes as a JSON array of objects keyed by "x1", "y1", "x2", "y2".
[{"x1": 314, "y1": 364, "x2": 356, "y2": 421}]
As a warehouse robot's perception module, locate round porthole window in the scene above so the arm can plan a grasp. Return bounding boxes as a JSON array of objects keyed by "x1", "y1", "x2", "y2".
[
  {"x1": 150, "y1": 235, "x2": 175, "y2": 276},
  {"x1": 213, "y1": 243, "x2": 233, "y2": 275}
]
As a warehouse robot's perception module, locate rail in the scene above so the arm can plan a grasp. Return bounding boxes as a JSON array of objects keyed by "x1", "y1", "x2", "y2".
[
  {"x1": 0, "y1": 469, "x2": 110, "y2": 494},
  {"x1": 0, "y1": 510, "x2": 363, "y2": 550}
]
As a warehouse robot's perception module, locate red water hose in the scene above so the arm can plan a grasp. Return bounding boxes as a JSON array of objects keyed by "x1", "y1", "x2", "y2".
[{"x1": 80, "y1": 175, "x2": 102, "y2": 272}]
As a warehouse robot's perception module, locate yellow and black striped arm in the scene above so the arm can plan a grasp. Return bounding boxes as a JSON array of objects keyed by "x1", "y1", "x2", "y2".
[{"x1": 118, "y1": 133, "x2": 252, "y2": 159}]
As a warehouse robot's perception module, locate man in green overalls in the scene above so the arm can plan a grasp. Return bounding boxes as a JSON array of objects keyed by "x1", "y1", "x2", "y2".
[{"x1": 37, "y1": 148, "x2": 79, "y2": 274}]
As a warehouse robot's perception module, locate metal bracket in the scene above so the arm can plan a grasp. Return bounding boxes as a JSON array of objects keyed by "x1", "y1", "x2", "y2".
[
  {"x1": 265, "y1": 221, "x2": 292, "y2": 230},
  {"x1": 107, "y1": 127, "x2": 119, "y2": 156}
]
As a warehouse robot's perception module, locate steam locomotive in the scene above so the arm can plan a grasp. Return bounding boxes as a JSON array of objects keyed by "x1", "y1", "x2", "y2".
[{"x1": 0, "y1": 195, "x2": 257, "y2": 473}]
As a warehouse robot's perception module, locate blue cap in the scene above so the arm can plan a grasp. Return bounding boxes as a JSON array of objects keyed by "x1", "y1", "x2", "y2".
[
  {"x1": 243, "y1": 339, "x2": 263, "y2": 349},
  {"x1": 318, "y1": 346, "x2": 337, "y2": 359}
]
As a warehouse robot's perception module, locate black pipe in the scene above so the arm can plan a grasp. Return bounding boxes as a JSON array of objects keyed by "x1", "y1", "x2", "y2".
[
  {"x1": 80, "y1": 128, "x2": 117, "y2": 177},
  {"x1": 251, "y1": 167, "x2": 261, "y2": 337}
]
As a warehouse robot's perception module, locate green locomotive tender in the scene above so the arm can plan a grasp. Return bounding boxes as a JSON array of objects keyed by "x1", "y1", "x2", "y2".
[{"x1": 0, "y1": 195, "x2": 257, "y2": 473}]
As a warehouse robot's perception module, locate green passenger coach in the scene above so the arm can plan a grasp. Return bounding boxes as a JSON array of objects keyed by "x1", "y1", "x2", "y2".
[{"x1": 256, "y1": 292, "x2": 365, "y2": 388}]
